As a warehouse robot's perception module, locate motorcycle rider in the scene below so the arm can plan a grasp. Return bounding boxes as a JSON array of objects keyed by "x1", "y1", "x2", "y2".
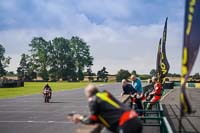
[
  {"x1": 67, "y1": 84, "x2": 142, "y2": 133},
  {"x1": 43, "y1": 83, "x2": 52, "y2": 99}
]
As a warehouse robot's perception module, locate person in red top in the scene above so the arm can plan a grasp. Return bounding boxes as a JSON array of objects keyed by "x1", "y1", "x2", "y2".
[{"x1": 146, "y1": 77, "x2": 162, "y2": 109}]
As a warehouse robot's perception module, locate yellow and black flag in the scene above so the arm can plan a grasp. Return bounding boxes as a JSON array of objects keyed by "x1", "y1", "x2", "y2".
[
  {"x1": 156, "y1": 38, "x2": 162, "y2": 80},
  {"x1": 180, "y1": 0, "x2": 200, "y2": 115},
  {"x1": 160, "y1": 18, "x2": 170, "y2": 83}
]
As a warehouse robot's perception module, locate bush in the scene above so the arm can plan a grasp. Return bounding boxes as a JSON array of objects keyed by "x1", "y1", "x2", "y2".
[
  {"x1": 116, "y1": 69, "x2": 131, "y2": 82},
  {"x1": 139, "y1": 74, "x2": 151, "y2": 80}
]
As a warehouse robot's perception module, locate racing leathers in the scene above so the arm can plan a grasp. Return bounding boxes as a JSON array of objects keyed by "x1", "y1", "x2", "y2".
[
  {"x1": 80, "y1": 90, "x2": 142, "y2": 133},
  {"x1": 43, "y1": 85, "x2": 52, "y2": 99},
  {"x1": 147, "y1": 82, "x2": 162, "y2": 109}
]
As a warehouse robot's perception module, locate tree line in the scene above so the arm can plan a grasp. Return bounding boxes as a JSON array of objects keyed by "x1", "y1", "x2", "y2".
[
  {"x1": 17, "y1": 36, "x2": 94, "y2": 81},
  {"x1": 0, "y1": 44, "x2": 11, "y2": 77},
  {"x1": 0, "y1": 36, "x2": 110, "y2": 82},
  {"x1": 115, "y1": 69, "x2": 198, "y2": 82}
]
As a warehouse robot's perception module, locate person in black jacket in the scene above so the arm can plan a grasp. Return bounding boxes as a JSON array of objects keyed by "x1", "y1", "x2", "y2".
[
  {"x1": 121, "y1": 79, "x2": 137, "y2": 108},
  {"x1": 121, "y1": 79, "x2": 137, "y2": 96},
  {"x1": 67, "y1": 84, "x2": 142, "y2": 133}
]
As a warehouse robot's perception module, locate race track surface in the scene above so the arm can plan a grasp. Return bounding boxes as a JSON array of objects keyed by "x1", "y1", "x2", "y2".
[
  {"x1": 162, "y1": 87, "x2": 200, "y2": 133},
  {"x1": 0, "y1": 83, "x2": 123, "y2": 133}
]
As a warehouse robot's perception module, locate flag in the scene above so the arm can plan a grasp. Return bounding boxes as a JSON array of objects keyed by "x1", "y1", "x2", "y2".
[
  {"x1": 160, "y1": 17, "x2": 170, "y2": 83},
  {"x1": 180, "y1": 0, "x2": 200, "y2": 115},
  {"x1": 156, "y1": 38, "x2": 162, "y2": 80}
]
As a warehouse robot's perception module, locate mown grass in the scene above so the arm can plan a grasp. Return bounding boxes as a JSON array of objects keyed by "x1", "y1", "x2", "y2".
[{"x1": 0, "y1": 82, "x2": 104, "y2": 99}]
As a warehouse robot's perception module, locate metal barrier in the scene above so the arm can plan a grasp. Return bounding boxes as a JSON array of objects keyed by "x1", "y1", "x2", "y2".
[
  {"x1": 120, "y1": 93, "x2": 173, "y2": 133},
  {"x1": 137, "y1": 117, "x2": 173, "y2": 133},
  {"x1": 136, "y1": 102, "x2": 173, "y2": 133},
  {"x1": 0, "y1": 80, "x2": 24, "y2": 88}
]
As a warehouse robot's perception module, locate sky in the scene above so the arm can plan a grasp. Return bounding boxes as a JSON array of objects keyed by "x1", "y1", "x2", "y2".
[{"x1": 0, "y1": 0, "x2": 199, "y2": 74}]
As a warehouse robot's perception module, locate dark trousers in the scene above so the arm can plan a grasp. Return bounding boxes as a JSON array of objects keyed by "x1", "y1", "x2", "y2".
[
  {"x1": 135, "y1": 98, "x2": 143, "y2": 116},
  {"x1": 119, "y1": 118, "x2": 143, "y2": 133}
]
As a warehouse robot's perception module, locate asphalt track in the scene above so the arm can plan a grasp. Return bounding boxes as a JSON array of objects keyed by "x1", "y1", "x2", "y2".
[
  {"x1": 162, "y1": 87, "x2": 200, "y2": 133},
  {"x1": 0, "y1": 83, "x2": 127, "y2": 133}
]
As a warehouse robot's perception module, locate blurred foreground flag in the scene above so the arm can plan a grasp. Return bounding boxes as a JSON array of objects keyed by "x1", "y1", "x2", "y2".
[{"x1": 180, "y1": 0, "x2": 200, "y2": 115}]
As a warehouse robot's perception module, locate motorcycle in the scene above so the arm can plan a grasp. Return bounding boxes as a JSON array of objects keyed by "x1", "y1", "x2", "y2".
[{"x1": 43, "y1": 89, "x2": 51, "y2": 103}]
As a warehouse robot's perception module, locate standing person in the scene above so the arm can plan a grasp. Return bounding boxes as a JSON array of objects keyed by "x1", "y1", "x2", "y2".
[
  {"x1": 131, "y1": 75, "x2": 144, "y2": 116},
  {"x1": 67, "y1": 84, "x2": 143, "y2": 133},
  {"x1": 146, "y1": 77, "x2": 162, "y2": 109}
]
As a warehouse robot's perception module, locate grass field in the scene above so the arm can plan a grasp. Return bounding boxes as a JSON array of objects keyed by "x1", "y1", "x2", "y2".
[{"x1": 0, "y1": 82, "x2": 104, "y2": 99}]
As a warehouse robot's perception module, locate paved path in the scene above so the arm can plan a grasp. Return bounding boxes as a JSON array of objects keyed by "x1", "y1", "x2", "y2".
[{"x1": 162, "y1": 87, "x2": 200, "y2": 133}]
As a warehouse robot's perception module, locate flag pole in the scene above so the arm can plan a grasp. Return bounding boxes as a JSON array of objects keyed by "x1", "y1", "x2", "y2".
[{"x1": 179, "y1": 110, "x2": 183, "y2": 132}]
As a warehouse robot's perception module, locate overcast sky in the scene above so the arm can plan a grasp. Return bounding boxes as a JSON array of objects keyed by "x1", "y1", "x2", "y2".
[{"x1": 0, "y1": 0, "x2": 199, "y2": 74}]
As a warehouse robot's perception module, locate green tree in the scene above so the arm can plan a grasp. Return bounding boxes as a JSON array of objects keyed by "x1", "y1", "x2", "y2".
[
  {"x1": 77, "y1": 69, "x2": 84, "y2": 81},
  {"x1": 150, "y1": 69, "x2": 156, "y2": 77},
  {"x1": 17, "y1": 54, "x2": 28, "y2": 80},
  {"x1": 97, "y1": 67, "x2": 108, "y2": 82},
  {"x1": 29, "y1": 37, "x2": 50, "y2": 81},
  {"x1": 0, "y1": 44, "x2": 11, "y2": 77},
  {"x1": 193, "y1": 73, "x2": 200, "y2": 80},
  {"x1": 70, "y1": 36, "x2": 93, "y2": 81},
  {"x1": 49, "y1": 37, "x2": 75, "y2": 81},
  {"x1": 7, "y1": 71, "x2": 15, "y2": 76},
  {"x1": 116, "y1": 69, "x2": 131, "y2": 82},
  {"x1": 131, "y1": 70, "x2": 137, "y2": 76},
  {"x1": 17, "y1": 54, "x2": 37, "y2": 80}
]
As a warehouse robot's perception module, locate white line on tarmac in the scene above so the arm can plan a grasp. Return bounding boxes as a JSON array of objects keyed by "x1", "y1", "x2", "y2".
[
  {"x1": 0, "y1": 111, "x2": 89, "y2": 113},
  {"x1": 0, "y1": 120, "x2": 73, "y2": 124},
  {"x1": 0, "y1": 111, "x2": 56, "y2": 113},
  {"x1": 0, "y1": 105, "x2": 88, "y2": 107}
]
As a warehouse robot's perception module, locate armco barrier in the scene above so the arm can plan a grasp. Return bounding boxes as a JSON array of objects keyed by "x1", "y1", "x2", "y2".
[
  {"x1": 138, "y1": 117, "x2": 173, "y2": 133},
  {"x1": 163, "y1": 82, "x2": 174, "y2": 89},
  {"x1": 173, "y1": 81, "x2": 200, "y2": 88},
  {"x1": 0, "y1": 80, "x2": 24, "y2": 88}
]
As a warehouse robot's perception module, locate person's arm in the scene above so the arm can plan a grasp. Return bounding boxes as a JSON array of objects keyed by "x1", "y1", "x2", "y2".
[
  {"x1": 79, "y1": 114, "x2": 99, "y2": 124},
  {"x1": 151, "y1": 83, "x2": 161, "y2": 95},
  {"x1": 150, "y1": 84, "x2": 160, "y2": 95},
  {"x1": 80, "y1": 97, "x2": 99, "y2": 124},
  {"x1": 42, "y1": 86, "x2": 46, "y2": 93},
  {"x1": 69, "y1": 97, "x2": 99, "y2": 125},
  {"x1": 121, "y1": 86, "x2": 126, "y2": 96},
  {"x1": 149, "y1": 90, "x2": 155, "y2": 95},
  {"x1": 49, "y1": 86, "x2": 52, "y2": 91}
]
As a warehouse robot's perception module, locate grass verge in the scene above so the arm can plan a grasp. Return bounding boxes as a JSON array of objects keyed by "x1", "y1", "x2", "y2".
[{"x1": 0, "y1": 82, "x2": 105, "y2": 99}]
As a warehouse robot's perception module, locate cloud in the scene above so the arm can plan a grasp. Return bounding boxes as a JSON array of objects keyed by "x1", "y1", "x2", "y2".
[{"x1": 0, "y1": 0, "x2": 199, "y2": 74}]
